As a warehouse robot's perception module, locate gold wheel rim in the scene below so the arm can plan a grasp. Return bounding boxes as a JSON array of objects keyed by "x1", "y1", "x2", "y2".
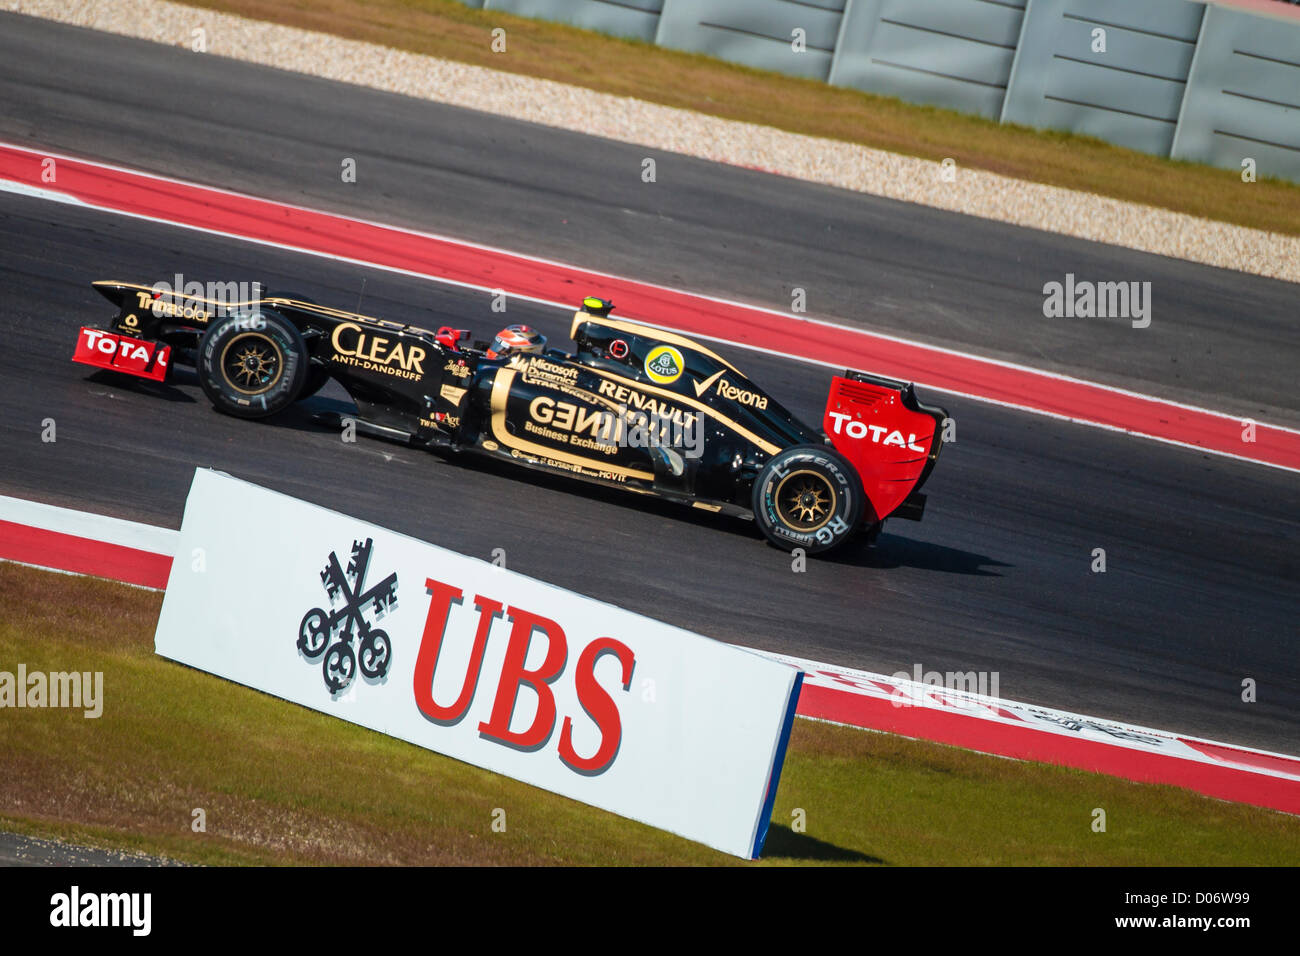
[
  {"x1": 774, "y1": 469, "x2": 835, "y2": 533},
  {"x1": 220, "y1": 332, "x2": 284, "y2": 395}
]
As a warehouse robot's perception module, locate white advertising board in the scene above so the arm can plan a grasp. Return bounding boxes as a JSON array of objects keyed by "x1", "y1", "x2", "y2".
[{"x1": 154, "y1": 469, "x2": 802, "y2": 858}]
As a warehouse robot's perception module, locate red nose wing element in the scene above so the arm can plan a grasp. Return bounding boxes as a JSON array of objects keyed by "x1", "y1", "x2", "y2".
[{"x1": 73, "y1": 327, "x2": 170, "y2": 382}]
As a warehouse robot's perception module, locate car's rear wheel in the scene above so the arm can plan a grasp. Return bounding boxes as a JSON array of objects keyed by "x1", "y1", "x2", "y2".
[
  {"x1": 198, "y1": 310, "x2": 309, "y2": 419},
  {"x1": 752, "y1": 444, "x2": 865, "y2": 554}
]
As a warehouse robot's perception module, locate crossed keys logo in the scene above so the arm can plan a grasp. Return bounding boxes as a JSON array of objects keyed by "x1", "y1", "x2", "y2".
[{"x1": 297, "y1": 538, "x2": 398, "y2": 695}]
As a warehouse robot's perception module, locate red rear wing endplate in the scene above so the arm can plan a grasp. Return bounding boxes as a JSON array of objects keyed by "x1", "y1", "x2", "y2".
[{"x1": 824, "y1": 373, "x2": 946, "y2": 521}]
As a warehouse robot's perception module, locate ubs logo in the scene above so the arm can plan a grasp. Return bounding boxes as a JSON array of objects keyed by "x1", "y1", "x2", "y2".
[{"x1": 298, "y1": 538, "x2": 398, "y2": 695}]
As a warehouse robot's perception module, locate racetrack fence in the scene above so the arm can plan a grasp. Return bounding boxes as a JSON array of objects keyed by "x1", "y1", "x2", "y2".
[{"x1": 461, "y1": 0, "x2": 1300, "y2": 183}]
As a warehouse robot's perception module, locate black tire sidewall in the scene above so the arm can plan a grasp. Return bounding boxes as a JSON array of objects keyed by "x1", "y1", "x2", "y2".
[
  {"x1": 199, "y1": 310, "x2": 308, "y2": 418},
  {"x1": 753, "y1": 445, "x2": 865, "y2": 554}
]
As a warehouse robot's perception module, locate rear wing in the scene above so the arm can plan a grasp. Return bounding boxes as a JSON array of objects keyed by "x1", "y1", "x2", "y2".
[{"x1": 823, "y1": 371, "x2": 948, "y2": 522}]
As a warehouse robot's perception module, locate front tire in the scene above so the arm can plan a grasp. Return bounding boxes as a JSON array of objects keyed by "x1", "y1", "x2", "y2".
[
  {"x1": 752, "y1": 445, "x2": 865, "y2": 554},
  {"x1": 265, "y1": 291, "x2": 331, "y2": 397},
  {"x1": 198, "y1": 310, "x2": 308, "y2": 419}
]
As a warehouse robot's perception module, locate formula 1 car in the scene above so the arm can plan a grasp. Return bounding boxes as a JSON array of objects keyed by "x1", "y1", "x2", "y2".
[{"x1": 74, "y1": 281, "x2": 949, "y2": 555}]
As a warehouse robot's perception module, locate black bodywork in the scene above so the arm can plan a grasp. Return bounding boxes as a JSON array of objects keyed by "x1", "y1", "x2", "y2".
[{"x1": 89, "y1": 281, "x2": 839, "y2": 518}]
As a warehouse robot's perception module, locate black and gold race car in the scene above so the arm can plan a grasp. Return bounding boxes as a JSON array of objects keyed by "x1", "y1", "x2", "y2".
[{"x1": 74, "y1": 282, "x2": 948, "y2": 555}]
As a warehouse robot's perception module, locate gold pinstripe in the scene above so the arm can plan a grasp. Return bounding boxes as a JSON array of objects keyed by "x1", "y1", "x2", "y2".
[
  {"x1": 93, "y1": 281, "x2": 410, "y2": 329},
  {"x1": 583, "y1": 365, "x2": 781, "y2": 456},
  {"x1": 570, "y1": 311, "x2": 740, "y2": 374}
]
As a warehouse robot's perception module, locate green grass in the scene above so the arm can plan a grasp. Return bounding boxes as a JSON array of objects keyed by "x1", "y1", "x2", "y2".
[
  {"x1": 1, "y1": 561, "x2": 1295, "y2": 865},
  {"x1": 168, "y1": 0, "x2": 1300, "y2": 236}
]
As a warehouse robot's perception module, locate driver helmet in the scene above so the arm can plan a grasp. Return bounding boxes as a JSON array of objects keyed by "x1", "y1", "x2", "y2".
[{"x1": 486, "y1": 324, "x2": 546, "y2": 360}]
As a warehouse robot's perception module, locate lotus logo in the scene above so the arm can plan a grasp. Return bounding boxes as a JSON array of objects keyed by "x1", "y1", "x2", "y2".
[
  {"x1": 298, "y1": 538, "x2": 398, "y2": 695},
  {"x1": 644, "y1": 345, "x2": 684, "y2": 385}
]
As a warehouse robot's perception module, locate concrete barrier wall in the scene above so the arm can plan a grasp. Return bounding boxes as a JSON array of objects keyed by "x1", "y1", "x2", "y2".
[
  {"x1": 655, "y1": 0, "x2": 847, "y2": 82},
  {"x1": 830, "y1": 0, "x2": 1025, "y2": 121},
  {"x1": 1171, "y1": 3, "x2": 1300, "y2": 181},
  {"x1": 462, "y1": 0, "x2": 1300, "y2": 181},
  {"x1": 1001, "y1": 0, "x2": 1204, "y2": 156},
  {"x1": 485, "y1": 0, "x2": 663, "y2": 43}
]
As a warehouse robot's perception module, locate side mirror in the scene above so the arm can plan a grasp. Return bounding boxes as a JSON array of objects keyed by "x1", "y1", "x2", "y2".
[{"x1": 435, "y1": 327, "x2": 471, "y2": 350}]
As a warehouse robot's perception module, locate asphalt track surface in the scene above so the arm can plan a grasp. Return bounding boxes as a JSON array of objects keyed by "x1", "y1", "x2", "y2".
[
  {"x1": 0, "y1": 832, "x2": 178, "y2": 867},
  {"x1": 0, "y1": 14, "x2": 1296, "y2": 754},
  {"x1": 3, "y1": 190, "x2": 1298, "y2": 752},
  {"x1": 2, "y1": 12, "x2": 1300, "y2": 429}
]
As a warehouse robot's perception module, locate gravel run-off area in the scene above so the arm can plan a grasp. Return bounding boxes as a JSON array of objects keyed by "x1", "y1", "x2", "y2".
[{"x1": 5, "y1": 0, "x2": 1298, "y2": 284}]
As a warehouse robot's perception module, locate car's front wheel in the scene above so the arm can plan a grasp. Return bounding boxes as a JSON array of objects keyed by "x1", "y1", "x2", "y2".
[
  {"x1": 752, "y1": 444, "x2": 866, "y2": 554},
  {"x1": 198, "y1": 310, "x2": 309, "y2": 419}
]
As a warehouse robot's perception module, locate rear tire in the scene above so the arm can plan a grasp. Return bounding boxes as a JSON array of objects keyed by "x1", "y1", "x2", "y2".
[
  {"x1": 198, "y1": 309, "x2": 308, "y2": 419},
  {"x1": 752, "y1": 444, "x2": 865, "y2": 554}
]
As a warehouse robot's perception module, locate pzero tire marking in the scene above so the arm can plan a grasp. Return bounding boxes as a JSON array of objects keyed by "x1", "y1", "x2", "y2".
[
  {"x1": 753, "y1": 445, "x2": 864, "y2": 554},
  {"x1": 198, "y1": 310, "x2": 309, "y2": 420}
]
